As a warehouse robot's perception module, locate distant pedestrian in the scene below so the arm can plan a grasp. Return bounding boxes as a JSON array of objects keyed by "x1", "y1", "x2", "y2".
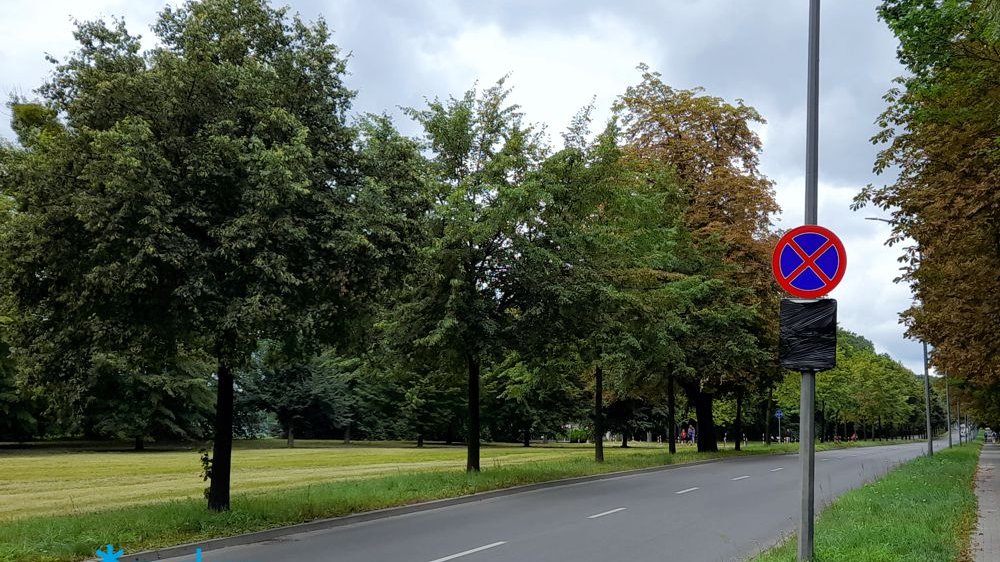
[
  {"x1": 689, "y1": 424, "x2": 696, "y2": 444},
  {"x1": 680, "y1": 428, "x2": 687, "y2": 445}
]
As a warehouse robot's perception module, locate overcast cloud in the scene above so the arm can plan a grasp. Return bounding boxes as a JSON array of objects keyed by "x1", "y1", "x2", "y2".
[{"x1": 0, "y1": 1, "x2": 925, "y2": 373}]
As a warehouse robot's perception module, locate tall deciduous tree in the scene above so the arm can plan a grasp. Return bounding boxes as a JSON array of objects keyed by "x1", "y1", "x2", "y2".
[
  {"x1": 510, "y1": 107, "x2": 690, "y2": 460},
  {"x1": 0, "y1": 0, "x2": 400, "y2": 510},
  {"x1": 616, "y1": 66, "x2": 780, "y2": 452},
  {"x1": 389, "y1": 79, "x2": 546, "y2": 471}
]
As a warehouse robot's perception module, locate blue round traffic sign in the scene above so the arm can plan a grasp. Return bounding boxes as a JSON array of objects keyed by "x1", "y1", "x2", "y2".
[{"x1": 771, "y1": 225, "x2": 846, "y2": 299}]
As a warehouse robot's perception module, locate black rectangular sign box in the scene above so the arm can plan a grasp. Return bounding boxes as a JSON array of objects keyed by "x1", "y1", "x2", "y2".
[{"x1": 779, "y1": 298, "x2": 837, "y2": 372}]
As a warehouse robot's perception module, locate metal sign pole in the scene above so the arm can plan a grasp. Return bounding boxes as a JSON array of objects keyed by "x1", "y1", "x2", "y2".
[
  {"x1": 800, "y1": 1, "x2": 821, "y2": 560},
  {"x1": 798, "y1": 370, "x2": 816, "y2": 559},
  {"x1": 804, "y1": 0, "x2": 820, "y2": 227},
  {"x1": 923, "y1": 341, "x2": 933, "y2": 455}
]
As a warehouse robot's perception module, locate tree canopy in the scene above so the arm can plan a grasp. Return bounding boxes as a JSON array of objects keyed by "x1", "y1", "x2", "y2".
[{"x1": 856, "y1": 0, "x2": 1000, "y2": 425}]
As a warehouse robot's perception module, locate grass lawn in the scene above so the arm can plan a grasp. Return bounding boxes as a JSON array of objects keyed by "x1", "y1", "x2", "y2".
[
  {"x1": 0, "y1": 437, "x2": 919, "y2": 562},
  {"x1": 752, "y1": 440, "x2": 981, "y2": 562}
]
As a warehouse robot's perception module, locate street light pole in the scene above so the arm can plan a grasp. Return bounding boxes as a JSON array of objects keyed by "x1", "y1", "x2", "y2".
[
  {"x1": 945, "y1": 373, "x2": 952, "y2": 448},
  {"x1": 799, "y1": 2, "x2": 821, "y2": 561},
  {"x1": 923, "y1": 341, "x2": 933, "y2": 456}
]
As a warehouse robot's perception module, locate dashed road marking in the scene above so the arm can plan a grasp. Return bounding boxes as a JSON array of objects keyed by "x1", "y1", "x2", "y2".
[
  {"x1": 587, "y1": 507, "x2": 627, "y2": 519},
  {"x1": 428, "y1": 542, "x2": 507, "y2": 562},
  {"x1": 675, "y1": 487, "x2": 700, "y2": 495}
]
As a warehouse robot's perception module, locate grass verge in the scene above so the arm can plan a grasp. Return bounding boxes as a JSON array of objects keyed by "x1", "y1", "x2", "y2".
[{"x1": 752, "y1": 441, "x2": 981, "y2": 562}]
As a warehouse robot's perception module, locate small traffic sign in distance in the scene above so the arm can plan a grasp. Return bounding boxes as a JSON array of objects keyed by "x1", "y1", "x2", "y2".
[
  {"x1": 771, "y1": 225, "x2": 846, "y2": 299},
  {"x1": 775, "y1": 409, "x2": 784, "y2": 420}
]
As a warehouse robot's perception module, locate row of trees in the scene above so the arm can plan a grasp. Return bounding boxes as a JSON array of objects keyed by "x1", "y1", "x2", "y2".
[
  {"x1": 773, "y1": 329, "x2": 947, "y2": 442},
  {"x1": 857, "y1": 0, "x2": 1000, "y2": 426},
  {"x1": 0, "y1": 0, "x2": 941, "y2": 513},
  {"x1": 0, "y1": 0, "x2": 780, "y2": 512}
]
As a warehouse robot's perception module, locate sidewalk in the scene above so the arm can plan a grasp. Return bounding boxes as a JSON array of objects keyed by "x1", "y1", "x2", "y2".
[{"x1": 972, "y1": 442, "x2": 1000, "y2": 562}]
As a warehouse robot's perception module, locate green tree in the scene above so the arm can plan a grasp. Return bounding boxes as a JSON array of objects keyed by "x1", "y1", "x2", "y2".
[
  {"x1": 0, "y1": 0, "x2": 402, "y2": 510},
  {"x1": 386, "y1": 78, "x2": 546, "y2": 471},
  {"x1": 508, "y1": 108, "x2": 690, "y2": 459},
  {"x1": 0, "y1": 318, "x2": 38, "y2": 442},
  {"x1": 483, "y1": 356, "x2": 584, "y2": 446},
  {"x1": 83, "y1": 357, "x2": 215, "y2": 450},
  {"x1": 238, "y1": 342, "x2": 357, "y2": 448}
]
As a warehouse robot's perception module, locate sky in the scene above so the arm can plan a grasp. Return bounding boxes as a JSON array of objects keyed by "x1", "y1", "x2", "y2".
[{"x1": 0, "y1": 0, "x2": 926, "y2": 373}]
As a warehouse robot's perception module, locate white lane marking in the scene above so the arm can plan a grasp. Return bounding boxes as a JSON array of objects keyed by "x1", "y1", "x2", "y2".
[
  {"x1": 675, "y1": 487, "x2": 700, "y2": 495},
  {"x1": 587, "y1": 507, "x2": 627, "y2": 519},
  {"x1": 731, "y1": 475, "x2": 750, "y2": 481},
  {"x1": 769, "y1": 467, "x2": 784, "y2": 472},
  {"x1": 428, "y1": 542, "x2": 507, "y2": 562}
]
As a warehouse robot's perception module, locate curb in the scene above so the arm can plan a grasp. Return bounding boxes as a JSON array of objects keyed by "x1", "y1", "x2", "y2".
[{"x1": 119, "y1": 452, "x2": 780, "y2": 561}]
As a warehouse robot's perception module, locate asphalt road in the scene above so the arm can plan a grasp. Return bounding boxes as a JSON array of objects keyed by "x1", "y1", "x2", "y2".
[{"x1": 161, "y1": 440, "x2": 945, "y2": 562}]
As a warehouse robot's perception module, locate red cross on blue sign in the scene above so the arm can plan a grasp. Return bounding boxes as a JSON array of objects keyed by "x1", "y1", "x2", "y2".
[{"x1": 771, "y1": 225, "x2": 846, "y2": 299}]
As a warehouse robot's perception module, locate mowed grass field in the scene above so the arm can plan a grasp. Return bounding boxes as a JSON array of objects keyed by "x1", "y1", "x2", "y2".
[
  {"x1": 0, "y1": 440, "x2": 604, "y2": 520},
  {"x1": 0, "y1": 436, "x2": 891, "y2": 522}
]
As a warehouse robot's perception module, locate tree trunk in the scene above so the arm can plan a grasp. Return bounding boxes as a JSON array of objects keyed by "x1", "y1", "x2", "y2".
[
  {"x1": 818, "y1": 404, "x2": 825, "y2": 442},
  {"x1": 417, "y1": 434, "x2": 424, "y2": 448},
  {"x1": 621, "y1": 428, "x2": 630, "y2": 448},
  {"x1": 134, "y1": 435, "x2": 145, "y2": 451},
  {"x1": 343, "y1": 423, "x2": 352, "y2": 445},
  {"x1": 286, "y1": 420, "x2": 295, "y2": 449},
  {"x1": 523, "y1": 425, "x2": 531, "y2": 447},
  {"x1": 817, "y1": 405, "x2": 825, "y2": 443},
  {"x1": 692, "y1": 391, "x2": 718, "y2": 452},
  {"x1": 594, "y1": 365, "x2": 604, "y2": 463},
  {"x1": 208, "y1": 361, "x2": 234, "y2": 512},
  {"x1": 734, "y1": 393, "x2": 743, "y2": 452},
  {"x1": 466, "y1": 354, "x2": 481, "y2": 472},
  {"x1": 668, "y1": 374, "x2": 677, "y2": 455},
  {"x1": 446, "y1": 418, "x2": 455, "y2": 445}
]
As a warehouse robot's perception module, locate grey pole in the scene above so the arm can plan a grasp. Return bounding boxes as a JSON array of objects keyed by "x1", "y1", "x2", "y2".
[
  {"x1": 799, "y1": 1, "x2": 821, "y2": 560},
  {"x1": 958, "y1": 399, "x2": 963, "y2": 445},
  {"x1": 945, "y1": 373, "x2": 952, "y2": 448},
  {"x1": 923, "y1": 341, "x2": 933, "y2": 456},
  {"x1": 798, "y1": 370, "x2": 816, "y2": 560},
  {"x1": 804, "y1": 0, "x2": 820, "y2": 227}
]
